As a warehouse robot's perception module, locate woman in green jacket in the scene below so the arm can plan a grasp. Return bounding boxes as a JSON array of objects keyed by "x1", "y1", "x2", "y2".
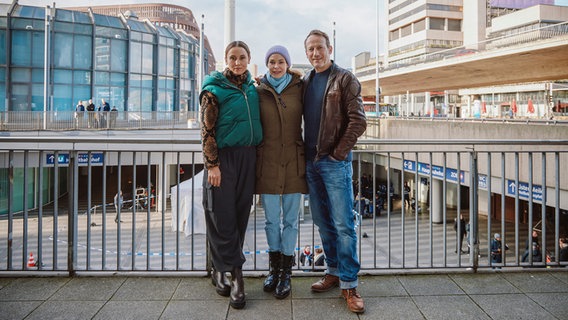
[
  {"x1": 200, "y1": 41, "x2": 262, "y2": 309},
  {"x1": 256, "y1": 45, "x2": 308, "y2": 299}
]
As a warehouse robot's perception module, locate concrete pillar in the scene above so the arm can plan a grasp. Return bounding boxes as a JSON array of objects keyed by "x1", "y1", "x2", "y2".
[{"x1": 432, "y1": 179, "x2": 443, "y2": 224}]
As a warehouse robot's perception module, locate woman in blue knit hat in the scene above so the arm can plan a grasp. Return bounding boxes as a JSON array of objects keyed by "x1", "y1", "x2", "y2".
[{"x1": 256, "y1": 45, "x2": 308, "y2": 299}]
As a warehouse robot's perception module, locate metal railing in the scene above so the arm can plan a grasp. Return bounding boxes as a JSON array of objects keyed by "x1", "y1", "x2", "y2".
[
  {"x1": 1, "y1": 137, "x2": 567, "y2": 275},
  {"x1": 0, "y1": 111, "x2": 199, "y2": 131}
]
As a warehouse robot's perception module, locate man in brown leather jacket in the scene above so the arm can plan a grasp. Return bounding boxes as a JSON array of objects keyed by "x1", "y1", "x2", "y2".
[{"x1": 302, "y1": 29, "x2": 367, "y2": 314}]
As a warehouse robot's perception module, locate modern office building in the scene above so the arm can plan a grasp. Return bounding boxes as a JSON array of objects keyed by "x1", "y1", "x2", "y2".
[
  {"x1": 0, "y1": 1, "x2": 215, "y2": 114},
  {"x1": 355, "y1": 0, "x2": 568, "y2": 117}
]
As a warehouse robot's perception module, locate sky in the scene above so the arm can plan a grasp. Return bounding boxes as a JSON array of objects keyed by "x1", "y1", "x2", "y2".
[{"x1": 17, "y1": 0, "x2": 387, "y2": 73}]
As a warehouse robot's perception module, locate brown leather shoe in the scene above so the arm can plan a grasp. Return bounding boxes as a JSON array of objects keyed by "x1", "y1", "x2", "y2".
[
  {"x1": 311, "y1": 274, "x2": 339, "y2": 292},
  {"x1": 342, "y1": 288, "x2": 365, "y2": 313}
]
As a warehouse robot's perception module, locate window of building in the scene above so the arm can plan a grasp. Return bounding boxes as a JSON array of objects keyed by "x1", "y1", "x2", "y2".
[
  {"x1": 448, "y1": 19, "x2": 461, "y2": 32},
  {"x1": 390, "y1": 29, "x2": 399, "y2": 41},
  {"x1": 401, "y1": 24, "x2": 412, "y2": 37},
  {"x1": 414, "y1": 19, "x2": 426, "y2": 32},
  {"x1": 429, "y1": 18, "x2": 445, "y2": 30}
]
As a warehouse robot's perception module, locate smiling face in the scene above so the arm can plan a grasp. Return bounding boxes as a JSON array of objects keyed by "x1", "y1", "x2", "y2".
[
  {"x1": 225, "y1": 46, "x2": 250, "y2": 76},
  {"x1": 305, "y1": 34, "x2": 333, "y2": 73},
  {"x1": 267, "y1": 53, "x2": 288, "y2": 78}
]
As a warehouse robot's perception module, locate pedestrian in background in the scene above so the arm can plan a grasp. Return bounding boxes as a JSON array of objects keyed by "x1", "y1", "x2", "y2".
[
  {"x1": 256, "y1": 45, "x2": 307, "y2": 299},
  {"x1": 86, "y1": 99, "x2": 95, "y2": 128},
  {"x1": 200, "y1": 40, "x2": 262, "y2": 309},
  {"x1": 454, "y1": 214, "x2": 467, "y2": 254},
  {"x1": 302, "y1": 29, "x2": 367, "y2": 314}
]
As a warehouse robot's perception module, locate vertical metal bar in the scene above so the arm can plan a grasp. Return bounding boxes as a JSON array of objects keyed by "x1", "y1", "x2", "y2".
[
  {"x1": 373, "y1": 152, "x2": 378, "y2": 268},
  {"x1": 100, "y1": 150, "x2": 106, "y2": 270},
  {"x1": 357, "y1": 153, "x2": 362, "y2": 265},
  {"x1": 470, "y1": 149, "x2": 478, "y2": 271},
  {"x1": 146, "y1": 152, "x2": 151, "y2": 268},
  {"x1": 456, "y1": 152, "x2": 461, "y2": 267},
  {"x1": 528, "y1": 152, "x2": 534, "y2": 264},
  {"x1": 442, "y1": 152, "x2": 447, "y2": 266},
  {"x1": 428, "y1": 152, "x2": 433, "y2": 267},
  {"x1": 117, "y1": 152, "x2": 123, "y2": 270},
  {"x1": 541, "y1": 152, "x2": 546, "y2": 267},
  {"x1": 132, "y1": 151, "x2": 138, "y2": 270},
  {"x1": 498, "y1": 152, "x2": 505, "y2": 266},
  {"x1": 7, "y1": 151, "x2": 13, "y2": 270},
  {"x1": 38, "y1": 151, "x2": 44, "y2": 269},
  {"x1": 87, "y1": 151, "x2": 92, "y2": 270},
  {"x1": 102, "y1": 151, "x2": 108, "y2": 269},
  {"x1": 161, "y1": 152, "x2": 167, "y2": 270},
  {"x1": 53, "y1": 151, "x2": 59, "y2": 269},
  {"x1": 68, "y1": 151, "x2": 78, "y2": 275},
  {"x1": 175, "y1": 152, "x2": 180, "y2": 270},
  {"x1": 23, "y1": 151, "x2": 28, "y2": 269},
  {"x1": 191, "y1": 153, "x2": 196, "y2": 270},
  {"x1": 554, "y1": 152, "x2": 560, "y2": 265},
  {"x1": 481, "y1": 152, "x2": 491, "y2": 269}
]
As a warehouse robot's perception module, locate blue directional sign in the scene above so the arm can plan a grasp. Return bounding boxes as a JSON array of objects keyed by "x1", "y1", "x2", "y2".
[
  {"x1": 46, "y1": 153, "x2": 69, "y2": 165},
  {"x1": 403, "y1": 160, "x2": 466, "y2": 184},
  {"x1": 46, "y1": 153, "x2": 104, "y2": 165},
  {"x1": 507, "y1": 180, "x2": 543, "y2": 202}
]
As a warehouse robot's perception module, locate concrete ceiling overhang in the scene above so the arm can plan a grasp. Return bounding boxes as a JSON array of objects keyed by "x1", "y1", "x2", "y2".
[{"x1": 360, "y1": 36, "x2": 568, "y2": 96}]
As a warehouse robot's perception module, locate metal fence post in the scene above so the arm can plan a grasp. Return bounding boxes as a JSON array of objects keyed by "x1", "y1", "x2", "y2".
[
  {"x1": 470, "y1": 149, "x2": 479, "y2": 271},
  {"x1": 67, "y1": 151, "x2": 78, "y2": 275}
]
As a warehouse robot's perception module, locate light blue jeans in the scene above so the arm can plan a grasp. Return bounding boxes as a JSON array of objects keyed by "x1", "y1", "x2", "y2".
[
  {"x1": 262, "y1": 193, "x2": 301, "y2": 256},
  {"x1": 306, "y1": 156, "x2": 359, "y2": 289}
]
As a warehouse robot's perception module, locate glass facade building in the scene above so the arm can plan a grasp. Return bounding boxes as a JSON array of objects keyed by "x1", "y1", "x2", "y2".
[{"x1": 0, "y1": 3, "x2": 210, "y2": 114}]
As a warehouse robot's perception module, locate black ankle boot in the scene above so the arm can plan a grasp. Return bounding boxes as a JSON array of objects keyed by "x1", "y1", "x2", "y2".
[
  {"x1": 274, "y1": 254, "x2": 294, "y2": 299},
  {"x1": 230, "y1": 267, "x2": 246, "y2": 309},
  {"x1": 211, "y1": 267, "x2": 230, "y2": 297},
  {"x1": 264, "y1": 251, "x2": 281, "y2": 292}
]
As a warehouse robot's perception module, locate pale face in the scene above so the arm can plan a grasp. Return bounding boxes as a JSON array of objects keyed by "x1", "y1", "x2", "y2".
[
  {"x1": 305, "y1": 34, "x2": 332, "y2": 73},
  {"x1": 225, "y1": 46, "x2": 250, "y2": 76},
  {"x1": 267, "y1": 53, "x2": 288, "y2": 78}
]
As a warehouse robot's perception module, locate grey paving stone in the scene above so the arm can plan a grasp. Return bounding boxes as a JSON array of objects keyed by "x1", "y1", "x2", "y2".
[
  {"x1": 358, "y1": 275, "x2": 408, "y2": 297},
  {"x1": 360, "y1": 296, "x2": 424, "y2": 320},
  {"x1": 50, "y1": 277, "x2": 124, "y2": 301},
  {"x1": 24, "y1": 300, "x2": 105, "y2": 320},
  {"x1": 226, "y1": 298, "x2": 292, "y2": 320},
  {"x1": 292, "y1": 297, "x2": 359, "y2": 320},
  {"x1": 502, "y1": 272, "x2": 568, "y2": 293},
  {"x1": 471, "y1": 293, "x2": 556, "y2": 320},
  {"x1": 93, "y1": 300, "x2": 167, "y2": 320},
  {"x1": 0, "y1": 277, "x2": 69, "y2": 301},
  {"x1": 397, "y1": 274, "x2": 466, "y2": 296},
  {"x1": 160, "y1": 300, "x2": 229, "y2": 320},
  {"x1": 526, "y1": 292, "x2": 568, "y2": 320},
  {"x1": 171, "y1": 277, "x2": 229, "y2": 300},
  {"x1": 111, "y1": 277, "x2": 180, "y2": 300},
  {"x1": 450, "y1": 273, "x2": 520, "y2": 295},
  {"x1": 413, "y1": 295, "x2": 491, "y2": 320},
  {"x1": 0, "y1": 301, "x2": 42, "y2": 320}
]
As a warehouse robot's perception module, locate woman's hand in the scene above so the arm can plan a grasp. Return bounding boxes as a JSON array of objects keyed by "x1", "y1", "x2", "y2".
[{"x1": 208, "y1": 166, "x2": 221, "y2": 187}]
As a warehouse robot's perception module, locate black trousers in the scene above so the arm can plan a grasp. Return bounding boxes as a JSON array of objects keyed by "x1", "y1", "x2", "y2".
[{"x1": 203, "y1": 146, "x2": 256, "y2": 272}]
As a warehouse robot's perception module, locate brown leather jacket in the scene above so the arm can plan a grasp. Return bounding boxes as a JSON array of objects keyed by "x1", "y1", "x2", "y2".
[{"x1": 303, "y1": 63, "x2": 367, "y2": 161}]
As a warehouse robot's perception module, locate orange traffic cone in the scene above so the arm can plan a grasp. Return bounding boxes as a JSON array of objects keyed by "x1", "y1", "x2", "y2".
[{"x1": 27, "y1": 252, "x2": 36, "y2": 268}]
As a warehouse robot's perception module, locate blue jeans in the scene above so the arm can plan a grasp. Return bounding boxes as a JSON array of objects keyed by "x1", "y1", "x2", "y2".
[
  {"x1": 262, "y1": 193, "x2": 301, "y2": 256},
  {"x1": 306, "y1": 156, "x2": 359, "y2": 289}
]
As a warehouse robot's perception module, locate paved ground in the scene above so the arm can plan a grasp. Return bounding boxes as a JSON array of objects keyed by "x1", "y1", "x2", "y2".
[{"x1": 0, "y1": 270, "x2": 567, "y2": 319}]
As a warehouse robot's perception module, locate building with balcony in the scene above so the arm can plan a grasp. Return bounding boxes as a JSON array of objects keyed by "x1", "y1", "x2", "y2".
[{"x1": 356, "y1": 1, "x2": 568, "y2": 118}]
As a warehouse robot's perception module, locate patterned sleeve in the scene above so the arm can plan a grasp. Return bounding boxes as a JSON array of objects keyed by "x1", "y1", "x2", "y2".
[{"x1": 200, "y1": 91, "x2": 220, "y2": 169}]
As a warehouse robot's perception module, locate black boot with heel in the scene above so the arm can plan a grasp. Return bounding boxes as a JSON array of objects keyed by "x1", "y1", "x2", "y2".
[
  {"x1": 263, "y1": 251, "x2": 281, "y2": 292},
  {"x1": 230, "y1": 267, "x2": 246, "y2": 309},
  {"x1": 211, "y1": 267, "x2": 230, "y2": 297},
  {"x1": 274, "y1": 254, "x2": 294, "y2": 299}
]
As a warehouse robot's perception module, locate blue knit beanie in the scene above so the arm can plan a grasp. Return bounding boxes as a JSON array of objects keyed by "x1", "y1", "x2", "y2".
[{"x1": 265, "y1": 45, "x2": 291, "y2": 67}]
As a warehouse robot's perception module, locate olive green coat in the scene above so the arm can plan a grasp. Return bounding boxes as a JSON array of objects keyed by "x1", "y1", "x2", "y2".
[{"x1": 255, "y1": 70, "x2": 308, "y2": 195}]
